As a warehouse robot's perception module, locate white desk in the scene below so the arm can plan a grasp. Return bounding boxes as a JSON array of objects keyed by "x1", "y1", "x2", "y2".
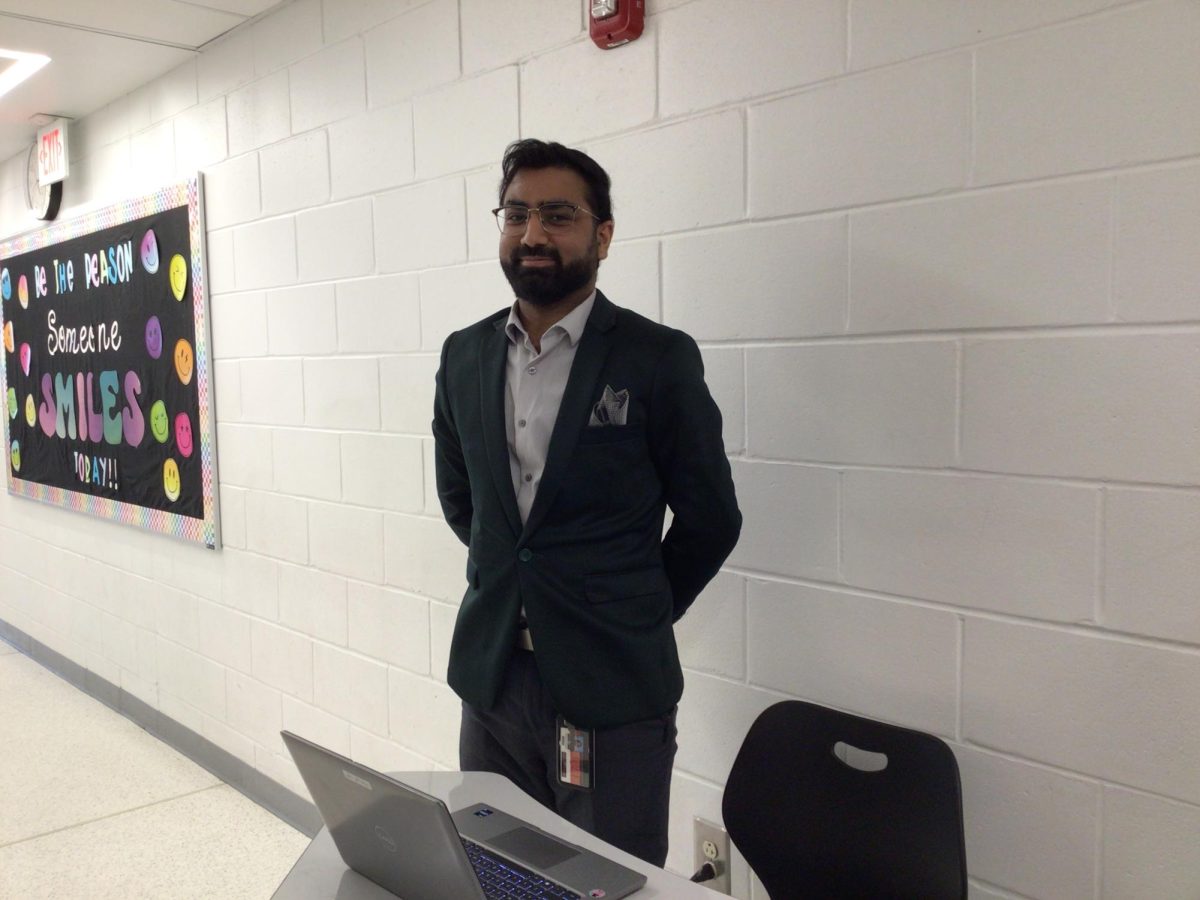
[{"x1": 271, "y1": 771, "x2": 724, "y2": 899}]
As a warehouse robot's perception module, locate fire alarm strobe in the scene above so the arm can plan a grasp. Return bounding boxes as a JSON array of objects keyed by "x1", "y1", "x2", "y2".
[{"x1": 589, "y1": 0, "x2": 644, "y2": 49}]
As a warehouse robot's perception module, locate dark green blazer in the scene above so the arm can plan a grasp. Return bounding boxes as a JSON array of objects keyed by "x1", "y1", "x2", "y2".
[{"x1": 433, "y1": 291, "x2": 741, "y2": 728}]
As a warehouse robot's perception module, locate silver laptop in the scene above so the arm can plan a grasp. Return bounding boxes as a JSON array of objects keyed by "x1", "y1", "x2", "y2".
[{"x1": 281, "y1": 730, "x2": 647, "y2": 900}]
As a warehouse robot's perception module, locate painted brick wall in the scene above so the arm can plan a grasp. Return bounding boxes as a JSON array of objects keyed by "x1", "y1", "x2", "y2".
[{"x1": 2, "y1": 1, "x2": 1199, "y2": 896}]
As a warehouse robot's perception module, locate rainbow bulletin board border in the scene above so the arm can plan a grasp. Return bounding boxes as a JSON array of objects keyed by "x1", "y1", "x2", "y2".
[{"x1": 0, "y1": 178, "x2": 219, "y2": 548}]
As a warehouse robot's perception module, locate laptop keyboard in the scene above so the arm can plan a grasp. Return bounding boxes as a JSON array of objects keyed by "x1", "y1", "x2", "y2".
[{"x1": 463, "y1": 838, "x2": 583, "y2": 900}]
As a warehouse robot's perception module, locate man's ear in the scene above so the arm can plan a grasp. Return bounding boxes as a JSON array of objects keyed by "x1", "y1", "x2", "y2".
[{"x1": 596, "y1": 219, "x2": 615, "y2": 261}]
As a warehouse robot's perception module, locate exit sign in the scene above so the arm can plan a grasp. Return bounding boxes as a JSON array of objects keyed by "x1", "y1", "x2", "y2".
[{"x1": 36, "y1": 119, "x2": 69, "y2": 186}]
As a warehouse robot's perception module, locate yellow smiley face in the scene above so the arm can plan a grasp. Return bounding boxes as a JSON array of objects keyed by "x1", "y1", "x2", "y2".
[
  {"x1": 163, "y1": 458, "x2": 181, "y2": 501},
  {"x1": 174, "y1": 338, "x2": 194, "y2": 385},
  {"x1": 169, "y1": 254, "x2": 187, "y2": 301},
  {"x1": 25, "y1": 394, "x2": 35, "y2": 427}
]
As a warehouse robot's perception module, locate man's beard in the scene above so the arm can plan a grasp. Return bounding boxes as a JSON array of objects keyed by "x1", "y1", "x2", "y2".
[{"x1": 500, "y1": 243, "x2": 597, "y2": 307}]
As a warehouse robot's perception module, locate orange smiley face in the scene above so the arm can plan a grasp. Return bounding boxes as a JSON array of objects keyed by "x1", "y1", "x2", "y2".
[{"x1": 174, "y1": 338, "x2": 194, "y2": 385}]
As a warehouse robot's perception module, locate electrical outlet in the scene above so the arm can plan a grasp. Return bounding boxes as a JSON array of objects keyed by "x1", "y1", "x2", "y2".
[{"x1": 693, "y1": 817, "x2": 731, "y2": 894}]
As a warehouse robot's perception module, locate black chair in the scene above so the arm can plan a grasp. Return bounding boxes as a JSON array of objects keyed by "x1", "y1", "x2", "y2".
[{"x1": 721, "y1": 700, "x2": 967, "y2": 900}]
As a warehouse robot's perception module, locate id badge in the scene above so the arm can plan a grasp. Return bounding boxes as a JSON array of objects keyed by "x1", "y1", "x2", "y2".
[{"x1": 557, "y1": 716, "x2": 594, "y2": 791}]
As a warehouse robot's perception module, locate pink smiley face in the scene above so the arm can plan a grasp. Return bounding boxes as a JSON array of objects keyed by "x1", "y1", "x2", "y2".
[{"x1": 174, "y1": 412, "x2": 194, "y2": 458}]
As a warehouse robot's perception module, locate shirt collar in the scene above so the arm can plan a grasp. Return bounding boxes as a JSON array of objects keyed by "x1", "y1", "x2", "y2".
[{"x1": 505, "y1": 290, "x2": 597, "y2": 348}]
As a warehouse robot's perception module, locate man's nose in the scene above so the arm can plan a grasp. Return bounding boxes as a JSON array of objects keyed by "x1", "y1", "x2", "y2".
[{"x1": 520, "y1": 213, "x2": 550, "y2": 245}]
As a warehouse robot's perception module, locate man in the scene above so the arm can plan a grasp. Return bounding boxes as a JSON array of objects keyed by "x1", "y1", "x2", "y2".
[{"x1": 432, "y1": 139, "x2": 741, "y2": 866}]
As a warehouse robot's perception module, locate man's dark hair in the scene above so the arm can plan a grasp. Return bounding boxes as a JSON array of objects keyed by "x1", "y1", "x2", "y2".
[{"x1": 498, "y1": 139, "x2": 613, "y2": 224}]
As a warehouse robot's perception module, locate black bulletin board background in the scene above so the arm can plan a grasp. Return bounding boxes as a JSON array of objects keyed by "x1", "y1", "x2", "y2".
[{"x1": 2, "y1": 203, "x2": 203, "y2": 520}]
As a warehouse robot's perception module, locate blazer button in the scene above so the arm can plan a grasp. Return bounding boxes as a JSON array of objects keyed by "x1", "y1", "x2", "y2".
[{"x1": 518, "y1": 549, "x2": 533, "y2": 562}]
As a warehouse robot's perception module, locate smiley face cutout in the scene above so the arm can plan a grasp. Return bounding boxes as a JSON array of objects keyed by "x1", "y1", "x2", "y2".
[
  {"x1": 24, "y1": 394, "x2": 35, "y2": 427},
  {"x1": 6, "y1": 388, "x2": 15, "y2": 420},
  {"x1": 174, "y1": 338, "x2": 193, "y2": 385},
  {"x1": 149, "y1": 400, "x2": 170, "y2": 444},
  {"x1": 10, "y1": 440, "x2": 20, "y2": 473},
  {"x1": 2, "y1": 321, "x2": 12, "y2": 354},
  {"x1": 141, "y1": 229, "x2": 160, "y2": 275},
  {"x1": 0, "y1": 268, "x2": 10, "y2": 301},
  {"x1": 169, "y1": 254, "x2": 187, "y2": 301},
  {"x1": 163, "y1": 458, "x2": 181, "y2": 502},
  {"x1": 174, "y1": 413, "x2": 194, "y2": 458},
  {"x1": 17, "y1": 274, "x2": 28, "y2": 309},
  {"x1": 145, "y1": 316, "x2": 163, "y2": 359}
]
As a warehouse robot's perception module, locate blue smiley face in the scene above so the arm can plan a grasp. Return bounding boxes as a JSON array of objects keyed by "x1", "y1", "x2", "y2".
[{"x1": 0, "y1": 268, "x2": 10, "y2": 301}]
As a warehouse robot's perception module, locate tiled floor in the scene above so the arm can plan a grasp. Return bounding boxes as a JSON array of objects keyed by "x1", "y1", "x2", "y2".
[{"x1": 0, "y1": 637, "x2": 310, "y2": 899}]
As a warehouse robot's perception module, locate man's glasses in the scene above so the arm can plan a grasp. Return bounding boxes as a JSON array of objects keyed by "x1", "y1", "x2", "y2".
[{"x1": 492, "y1": 202, "x2": 601, "y2": 234}]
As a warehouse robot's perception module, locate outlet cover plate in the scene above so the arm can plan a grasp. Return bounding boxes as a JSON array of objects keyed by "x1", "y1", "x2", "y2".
[{"x1": 693, "y1": 817, "x2": 731, "y2": 894}]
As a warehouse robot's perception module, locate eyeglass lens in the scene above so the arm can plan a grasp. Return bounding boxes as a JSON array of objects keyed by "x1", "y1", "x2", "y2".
[{"x1": 495, "y1": 204, "x2": 578, "y2": 232}]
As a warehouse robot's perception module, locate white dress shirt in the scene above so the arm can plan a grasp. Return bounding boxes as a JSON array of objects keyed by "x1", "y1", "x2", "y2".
[{"x1": 503, "y1": 291, "x2": 596, "y2": 524}]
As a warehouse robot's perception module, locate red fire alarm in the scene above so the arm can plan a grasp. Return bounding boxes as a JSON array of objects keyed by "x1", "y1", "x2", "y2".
[{"x1": 589, "y1": 0, "x2": 644, "y2": 49}]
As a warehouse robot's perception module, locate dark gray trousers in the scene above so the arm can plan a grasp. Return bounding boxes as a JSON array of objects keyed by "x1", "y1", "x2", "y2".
[{"x1": 459, "y1": 648, "x2": 678, "y2": 867}]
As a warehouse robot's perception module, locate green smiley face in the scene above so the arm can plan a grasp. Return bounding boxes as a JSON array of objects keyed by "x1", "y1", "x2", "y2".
[
  {"x1": 6, "y1": 388, "x2": 15, "y2": 420},
  {"x1": 150, "y1": 400, "x2": 169, "y2": 443}
]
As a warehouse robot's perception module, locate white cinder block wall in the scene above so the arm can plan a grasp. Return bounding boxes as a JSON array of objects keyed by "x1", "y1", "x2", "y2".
[{"x1": 2, "y1": 1, "x2": 1199, "y2": 896}]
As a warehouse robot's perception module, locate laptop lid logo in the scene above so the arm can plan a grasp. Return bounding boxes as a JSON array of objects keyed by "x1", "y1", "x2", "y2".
[
  {"x1": 342, "y1": 769, "x2": 373, "y2": 790},
  {"x1": 374, "y1": 825, "x2": 398, "y2": 853}
]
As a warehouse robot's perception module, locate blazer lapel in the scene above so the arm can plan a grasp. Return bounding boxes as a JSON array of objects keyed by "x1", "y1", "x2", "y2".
[
  {"x1": 480, "y1": 318, "x2": 523, "y2": 539},
  {"x1": 520, "y1": 292, "x2": 618, "y2": 541}
]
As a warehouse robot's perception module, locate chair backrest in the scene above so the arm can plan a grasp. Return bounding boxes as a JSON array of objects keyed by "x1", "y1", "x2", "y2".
[{"x1": 721, "y1": 700, "x2": 967, "y2": 900}]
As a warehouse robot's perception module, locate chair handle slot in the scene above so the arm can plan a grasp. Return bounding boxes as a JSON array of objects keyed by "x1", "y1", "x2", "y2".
[{"x1": 833, "y1": 740, "x2": 889, "y2": 772}]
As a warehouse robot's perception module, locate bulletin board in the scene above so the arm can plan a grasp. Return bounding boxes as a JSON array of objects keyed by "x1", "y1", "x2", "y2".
[{"x1": 0, "y1": 178, "x2": 220, "y2": 548}]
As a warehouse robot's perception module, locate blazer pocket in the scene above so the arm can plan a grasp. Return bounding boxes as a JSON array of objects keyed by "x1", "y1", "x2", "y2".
[{"x1": 584, "y1": 567, "x2": 669, "y2": 604}]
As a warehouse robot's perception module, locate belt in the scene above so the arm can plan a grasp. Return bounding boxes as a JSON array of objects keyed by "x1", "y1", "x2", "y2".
[{"x1": 515, "y1": 620, "x2": 534, "y2": 652}]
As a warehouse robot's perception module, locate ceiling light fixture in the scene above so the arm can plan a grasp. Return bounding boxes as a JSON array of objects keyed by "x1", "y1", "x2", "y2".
[{"x1": 0, "y1": 48, "x2": 51, "y2": 101}]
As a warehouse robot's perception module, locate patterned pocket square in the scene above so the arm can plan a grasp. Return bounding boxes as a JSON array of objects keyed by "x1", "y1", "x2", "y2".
[{"x1": 588, "y1": 385, "x2": 629, "y2": 426}]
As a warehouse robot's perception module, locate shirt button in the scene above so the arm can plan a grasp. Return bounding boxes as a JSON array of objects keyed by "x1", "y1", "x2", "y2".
[
  {"x1": 518, "y1": 549, "x2": 533, "y2": 562},
  {"x1": 527, "y1": 366, "x2": 537, "y2": 375},
  {"x1": 523, "y1": 473, "x2": 533, "y2": 482},
  {"x1": 518, "y1": 419, "x2": 527, "y2": 428}
]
